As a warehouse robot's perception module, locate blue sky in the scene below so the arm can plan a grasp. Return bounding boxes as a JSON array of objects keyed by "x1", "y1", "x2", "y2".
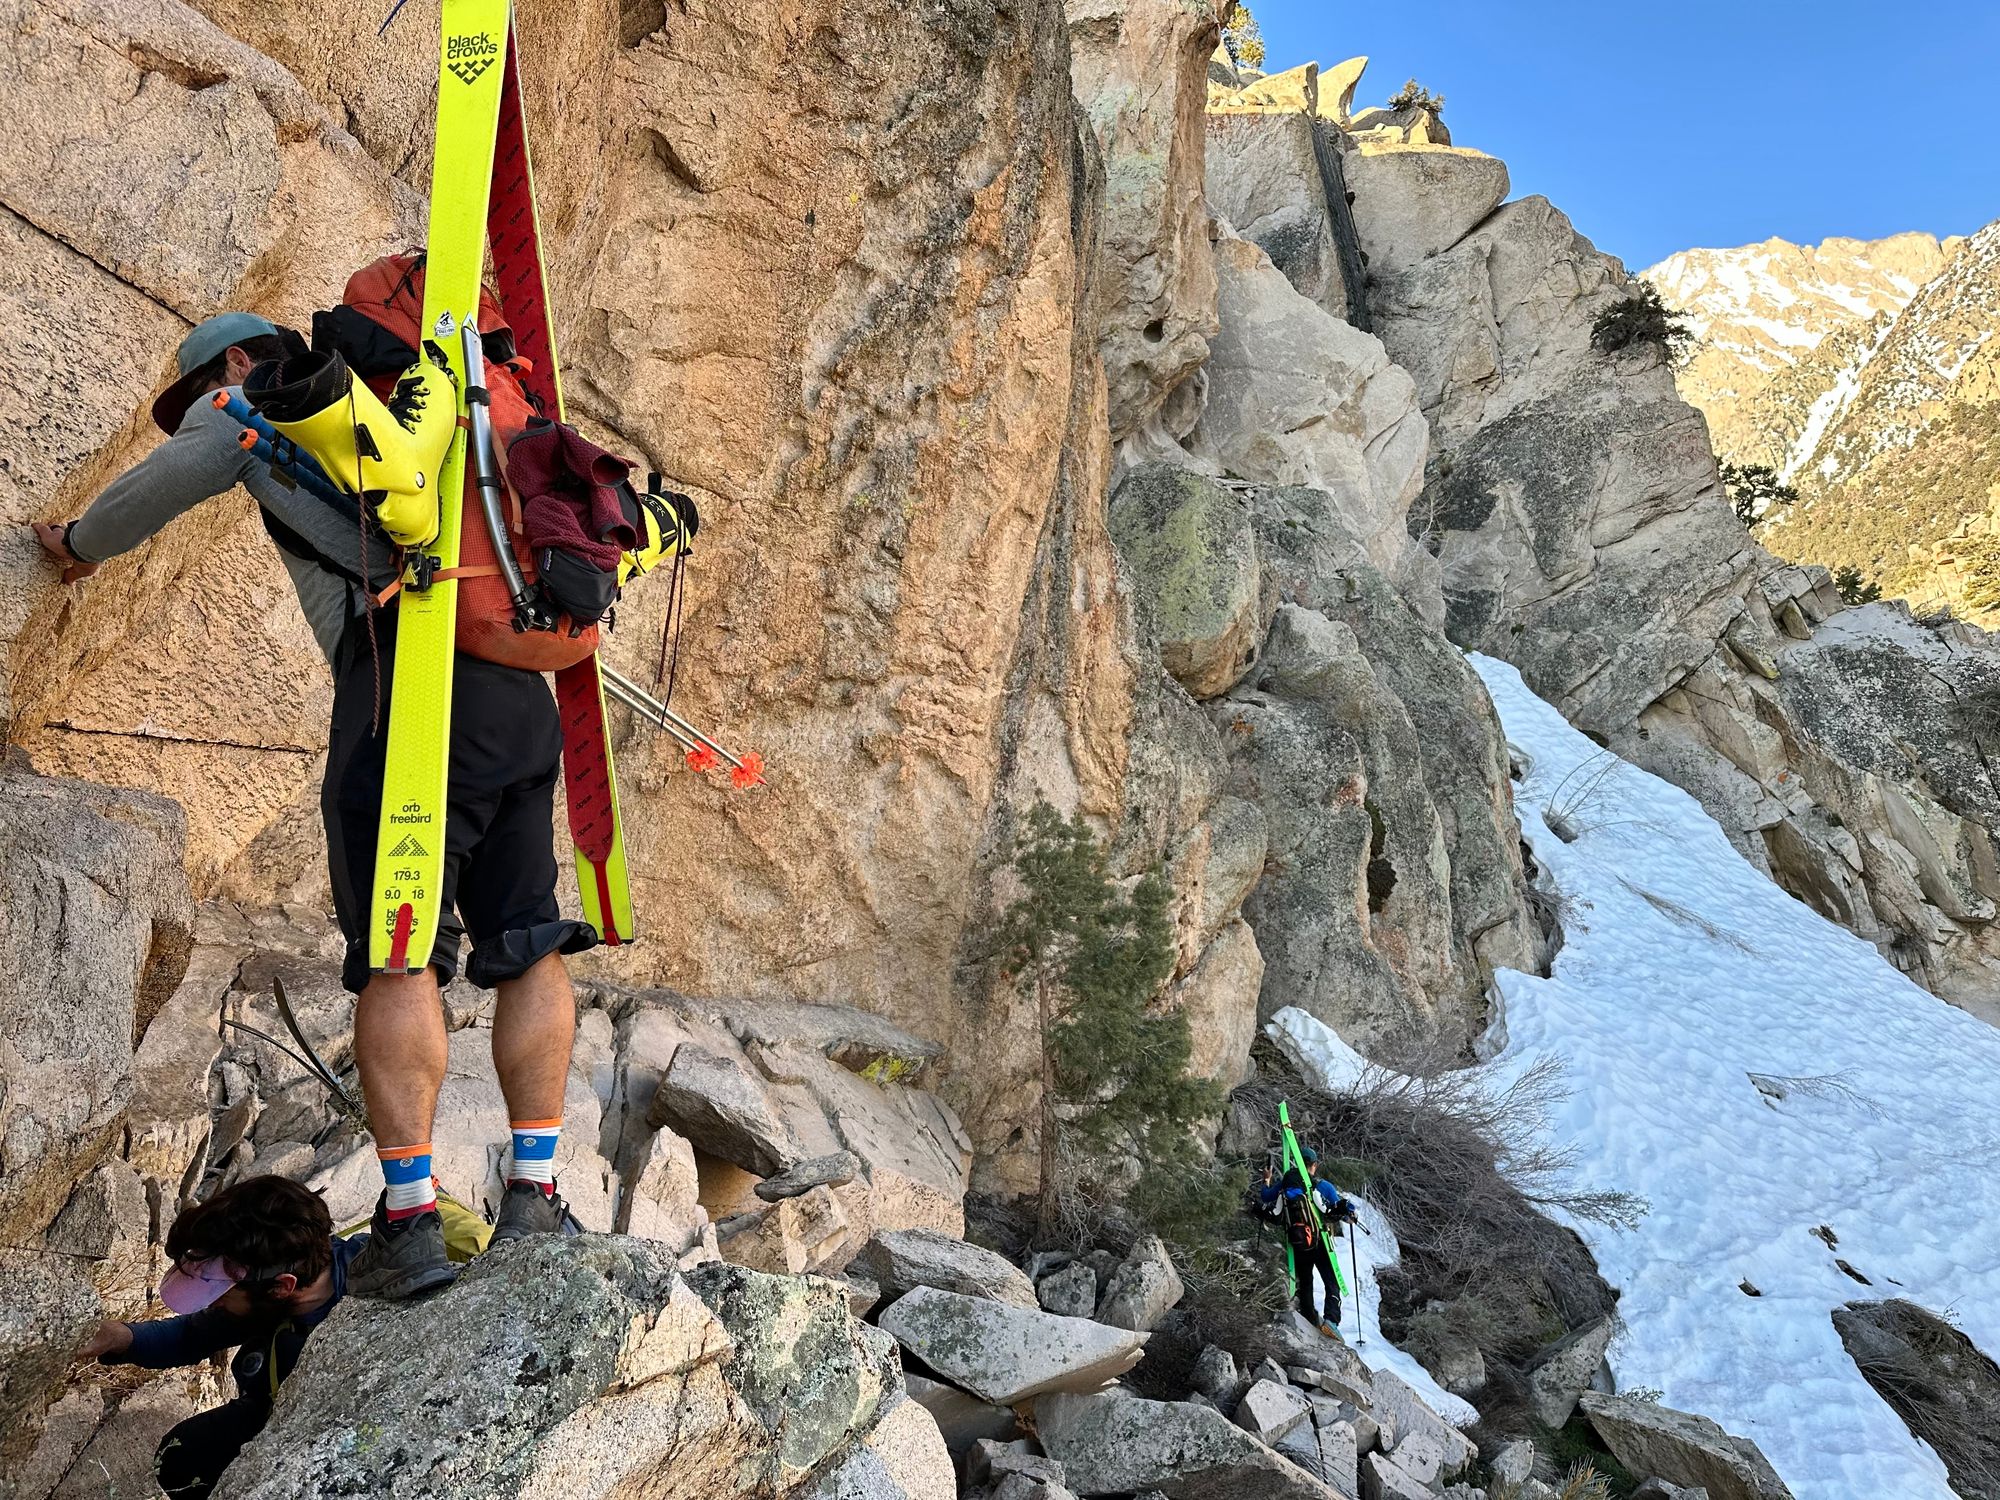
[{"x1": 1245, "y1": 1, "x2": 2000, "y2": 268}]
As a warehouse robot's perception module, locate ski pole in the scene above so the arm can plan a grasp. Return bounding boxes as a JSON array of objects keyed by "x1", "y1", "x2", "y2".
[
  {"x1": 600, "y1": 664, "x2": 764, "y2": 787},
  {"x1": 1348, "y1": 1218, "x2": 1365, "y2": 1345},
  {"x1": 211, "y1": 391, "x2": 348, "y2": 508},
  {"x1": 602, "y1": 673, "x2": 704, "y2": 755}
]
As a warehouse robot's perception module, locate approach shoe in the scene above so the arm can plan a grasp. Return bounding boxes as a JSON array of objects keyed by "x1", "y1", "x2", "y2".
[
  {"x1": 490, "y1": 1181, "x2": 567, "y2": 1245},
  {"x1": 1318, "y1": 1319, "x2": 1339, "y2": 1338},
  {"x1": 347, "y1": 1195, "x2": 457, "y2": 1302}
]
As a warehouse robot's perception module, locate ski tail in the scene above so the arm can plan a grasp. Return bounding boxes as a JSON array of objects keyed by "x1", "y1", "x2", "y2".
[
  {"x1": 368, "y1": 0, "x2": 510, "y2": 973},
  {"x1": 487, "y1": 21, "x2": 635, "y2": 943}
]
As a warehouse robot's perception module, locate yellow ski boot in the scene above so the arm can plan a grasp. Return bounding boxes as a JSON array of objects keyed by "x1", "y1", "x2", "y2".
[{"x1": 246, "y1": 347, "x2": 457, "y2": 548}]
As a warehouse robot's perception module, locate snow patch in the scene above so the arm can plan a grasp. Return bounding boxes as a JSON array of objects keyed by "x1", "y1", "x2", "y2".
[{"x1": 1463, "y1": 654, "x2": 2000, "y2": 1500}]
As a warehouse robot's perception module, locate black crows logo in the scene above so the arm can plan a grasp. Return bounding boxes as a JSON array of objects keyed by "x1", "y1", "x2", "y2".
[{"x1": 446, "y1": 30, "x2": 498, "y2": 85}]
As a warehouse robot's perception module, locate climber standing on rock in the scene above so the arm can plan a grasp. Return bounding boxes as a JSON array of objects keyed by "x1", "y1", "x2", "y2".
[
  {"x1": 33, "y1": 304, "x2": 594, "y2": 1299},
  {"x1": 1262, "y1": 1145, "x2": 1357, "y2": 1335},
  {"x1": 74, "y1": 1177, "x2": 358, "y2": 1498}
]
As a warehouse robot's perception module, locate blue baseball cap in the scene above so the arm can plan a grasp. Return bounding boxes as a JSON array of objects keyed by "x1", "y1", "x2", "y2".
[{"x1": 152, "y1": 312, "x2": 280, "y2": 434}]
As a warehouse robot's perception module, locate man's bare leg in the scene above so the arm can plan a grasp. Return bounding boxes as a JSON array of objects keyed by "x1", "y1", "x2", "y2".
[
  {"x1": 347, "y1": 967, "x2": 457, "y2": 1298},
  {"x1": 492, "y1": 951, "x2": 576, "y2": 1123},
  {"x1": 354, "y1": 969, "x2": 448, "y2": 1148},
  {"x1": 489, "y1": 951, "x2": 576, "y2": 1238}
]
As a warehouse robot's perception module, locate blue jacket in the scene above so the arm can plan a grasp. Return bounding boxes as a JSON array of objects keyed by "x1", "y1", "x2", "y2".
[
  {"x1": 107, "y1": 1235, "x2": 364, "y2": 1404},
  {"x1": 1261, "y1": 1176, "x2": 1348, "y2": 1219}
]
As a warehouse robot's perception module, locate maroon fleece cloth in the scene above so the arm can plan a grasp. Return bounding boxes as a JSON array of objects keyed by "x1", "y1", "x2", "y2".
[{"x1": 505, "y1": 419, "x2": 638, "y2": 570}]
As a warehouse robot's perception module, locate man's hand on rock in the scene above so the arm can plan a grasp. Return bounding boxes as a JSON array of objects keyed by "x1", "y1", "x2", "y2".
[
  {"x1": 34, "y1": 521, "x2": 100, "y2": 583},
  {"x1": 76, "y1": 1319, "x2": 133, "y2": 1363}
]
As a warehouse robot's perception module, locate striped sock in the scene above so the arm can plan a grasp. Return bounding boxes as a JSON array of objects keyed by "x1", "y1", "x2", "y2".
[
  {"x1": 379, "y1": 1144, "x2": 436, "y2": 1223},
  {"x1": 508, "y1": 1119, "x2": 561, "y2": 1196}
]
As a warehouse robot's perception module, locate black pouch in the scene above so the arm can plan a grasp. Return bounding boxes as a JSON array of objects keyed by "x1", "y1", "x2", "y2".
[{"x1": 535, "y1": 547, "x2": 619, "y2": 626}]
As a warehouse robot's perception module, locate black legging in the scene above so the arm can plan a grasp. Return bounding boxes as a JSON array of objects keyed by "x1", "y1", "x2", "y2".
[
  {"x1": 156, "y1": 1399, "x2": 270, "y2": 1499},
  {"x1": 1296, "y1": 1236, "x2": 1341, "y2": 1325}
]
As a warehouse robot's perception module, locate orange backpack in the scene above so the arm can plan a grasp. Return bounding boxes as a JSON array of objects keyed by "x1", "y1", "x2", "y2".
[{"x1": 317, "y1": 254, "x2": 601, "y2": 671}]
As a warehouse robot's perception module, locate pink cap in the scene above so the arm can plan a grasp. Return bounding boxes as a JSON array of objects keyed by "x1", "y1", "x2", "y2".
[{"x1": 160, "y1": 1256, "x2": 241, "y2": 1315}]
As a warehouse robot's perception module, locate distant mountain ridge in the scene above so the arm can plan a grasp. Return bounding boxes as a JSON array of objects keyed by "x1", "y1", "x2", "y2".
[
  {"x1": 1650, "y1": 224, "x2": 2000, "y2": 616},
  {"x1": 1646, "y1": 231, "x2": 1952, "y2": 470}
]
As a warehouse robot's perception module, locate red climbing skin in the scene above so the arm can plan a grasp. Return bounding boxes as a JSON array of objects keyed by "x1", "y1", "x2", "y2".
[
  {"x1": 488, "y1": 38, "x2": 556, "y2": 413},
  {"x1": 555, "y1": 663, "x2": 617, "y2": 864},
  {"x1": 489, "y1": 29, "x2": 620, "y2": 888}
]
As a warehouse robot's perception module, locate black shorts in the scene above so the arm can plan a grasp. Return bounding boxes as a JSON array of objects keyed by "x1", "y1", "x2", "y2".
[{"x1": 322, "y1": 616, "x2": 597, "y2": 994}]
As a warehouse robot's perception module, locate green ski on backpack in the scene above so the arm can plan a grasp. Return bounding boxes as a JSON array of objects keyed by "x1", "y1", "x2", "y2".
[
  {"x1": 1278, "y1": 1100, "x2": 1349, "y2": 1297},
  {"x1": 369, "y1": 0, "x2": 510, "y2": 973}
]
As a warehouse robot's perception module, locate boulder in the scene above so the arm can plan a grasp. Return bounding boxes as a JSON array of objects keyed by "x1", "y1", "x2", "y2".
[
  {"x1": 850, "y1": 1228, "x2": 1038, "y2": 1310},
  {"x1": 1186, "y1": 232, "x2": 1434, "y2": 607},
  {"x1": 1633, "y1": 1482, "x2": 1712, "y2": 1500},
  {"x1": 1579, "y1": 1392, "x2": 1793, "y2": 1500},
  {"x1": 214, "y1": 1239, "x2": 903, "y2": 1498},
  {"x1": 1039, "y1": 1262, "x2": 1099, "y2": 1318},
  {"x1": 1526, "y1": 1317, "x2": 1614, "y2": 1428},
  {"x1": 968, "y1": 1437, "x2": 1067, "y2": 1487},
  {"x1": 1094, "y1": 1235, "x2": 1184, "y2": 1331},
  {"x1": 1109, "y1": 464, "x2": 1264, "y2": 700},
  {"x1": 1036, "y1": 1389, "x2": 1344, "y2": 1499},
  {"x1": 1191, "y1": 1344, "x2": 1245, "y2": 1408},
  {"x1": 1344, "y1": 146, "x2": 1509, "y2": 280},
  {"x1": 1490, "y1": 1440, "x2": 1536, "y2": 1486},
  {"x1": 715, "y1": 1185, "x2": 858, "y2": 1275},
  {"x1": 1367, "y1": 1371, "x2": 1472, "y2": 1480},
  {"x1": 647, "y1": 1042, "x2": 800, "y2": 1177},
  {"x1": 804, "y1": 1393, "x2": 954, "y2": 1499},
  {"x1": 877, "y1": 1288, "x2": 1146, "y2": 1406},
  {"x1": 1065, "y1": 0, "x2": 1221, "y2": 447},
  {"x1": 1234, "y1": 1379, "x2": 1312, "y2": 1445},
  {"x1": 757, "y1": 1151, "x2": 864, "y2": 1202},
  {"x1": 1222, "y1": 62, "x2": 1319, "y2": 115},
  {"x1": 905, "y1": 1374, "x2": 1019, "y2": 1461},
  {"x1": 1360, "y1": 1451, "x2": 1431, "y2": 1500}
]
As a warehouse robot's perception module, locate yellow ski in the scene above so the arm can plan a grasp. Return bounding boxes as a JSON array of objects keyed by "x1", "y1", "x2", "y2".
[{"x1": 370, "y1": 0, "x2": 510, "y2": 973}]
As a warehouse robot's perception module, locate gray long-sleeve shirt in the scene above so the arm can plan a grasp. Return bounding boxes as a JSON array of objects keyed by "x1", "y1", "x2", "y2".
[{"x1": 67, "y1": 388, "x2": 399, "y2": 664}]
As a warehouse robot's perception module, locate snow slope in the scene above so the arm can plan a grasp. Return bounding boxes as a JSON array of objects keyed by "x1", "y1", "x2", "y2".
[{"x1": 1282, "y1": 656, "x2": 2000, "y2": 1499}]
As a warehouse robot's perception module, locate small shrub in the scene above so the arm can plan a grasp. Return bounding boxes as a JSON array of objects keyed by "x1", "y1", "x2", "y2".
[
  {"x1": 1389, "y1": 78, "x2": 1445, "y2": 115},
  {"x1": 1832, "y1": 564, "x2": 1883, "y2": 605},
  {"x1": 1590, "y1": 282, "x2": 1691, "y2": 361}
]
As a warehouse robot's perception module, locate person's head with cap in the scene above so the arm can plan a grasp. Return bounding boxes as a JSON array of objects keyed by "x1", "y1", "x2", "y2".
[
  {"x1": 160, "y1": 1175, "x2": 334, "y2": 1318},
  {"x1": 1301, "y1": 1145, "x2": 1319, "y2": 1174},
  {"x1": 150, "y1": 312, "x2": 295, "y2": 436}
]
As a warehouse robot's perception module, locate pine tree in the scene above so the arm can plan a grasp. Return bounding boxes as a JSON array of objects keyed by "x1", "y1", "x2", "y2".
[
  {"x1": 1720, "y1": 461, "x2": 1799, "y2": 529},
  {"x1": 1221, "y1": 4, "x2": 1265, "y2": 69},
  {"x1": 995, "y1": 803, "x2": 1227, "y2": 1239},
  {"x1": 1833, "y1": 564, "x2": 1883, "y2": 605},
  {"x1": 1591, "y1": 281, "x2": 1692, "y2": 361}
]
